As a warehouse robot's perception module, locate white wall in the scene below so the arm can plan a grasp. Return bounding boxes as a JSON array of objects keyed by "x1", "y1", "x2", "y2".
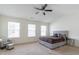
[
  {"x1": 50, "y1": 14, "x2": 79, "y2": 47},
  {"x1": 0, "y1": 17, "x2": 1, "y2": 37},
  {"x1": 0, "y1": 16, "x2": 49, "y2": 45}
]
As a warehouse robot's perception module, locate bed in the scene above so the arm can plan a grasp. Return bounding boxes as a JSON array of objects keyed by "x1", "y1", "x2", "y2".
[{"x1": 39, "y1": 31, "x2": 68, "y2": 49}]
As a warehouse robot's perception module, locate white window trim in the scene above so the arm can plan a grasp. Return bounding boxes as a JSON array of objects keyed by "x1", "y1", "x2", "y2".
[
  {"x1": 28, "y1": 24, "x2": 36, "y2": 37},
  {"x1": 41, "y1": 25, "x2": 47, "y2": 36},
  {"x1": 8, "y1": 22, "x2": 20, "y2": 38}
]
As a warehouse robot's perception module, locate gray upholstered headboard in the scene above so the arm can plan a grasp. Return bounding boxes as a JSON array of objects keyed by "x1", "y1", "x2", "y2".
[{"x1": 53, "y1": 31, "x2": 69, "y2": 37}]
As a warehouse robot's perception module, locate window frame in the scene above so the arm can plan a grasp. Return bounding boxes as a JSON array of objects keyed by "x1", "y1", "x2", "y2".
[
  {"x1": 8, "y1": 22, "x2": 20, "y2": 38},
  {"x1": 28, "y1": 24, "x2": 36, "y2": 37},
  {"x1": 41, "y1": 25, "x2": 47, "y2": 36}
]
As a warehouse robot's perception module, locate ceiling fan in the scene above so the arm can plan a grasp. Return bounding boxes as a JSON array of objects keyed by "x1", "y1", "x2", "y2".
[{"x1": 34, "y1": 4, "x2": 53, "y2": 15}]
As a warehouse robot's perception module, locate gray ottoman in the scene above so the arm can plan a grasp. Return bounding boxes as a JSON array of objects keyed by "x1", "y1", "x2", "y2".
[{"x1": 6, "y1": 43, "x2": 14, "y2": 50}]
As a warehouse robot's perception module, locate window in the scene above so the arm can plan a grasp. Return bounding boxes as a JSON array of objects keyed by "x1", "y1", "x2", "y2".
[
  {"x1": 28, "y1": 24, "x2": 36, "y2": 37},
  {"x1": 41, "y1": 25, "x2": 47, "y2": 36},
  {"x1": 8, "y1": 22, "x2": 20, "y2": 38}
]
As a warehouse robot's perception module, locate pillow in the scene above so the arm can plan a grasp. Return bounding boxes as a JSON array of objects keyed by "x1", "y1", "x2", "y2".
[
  {"x1": 53, "y1": 34, "x2": 59, "y2": 37},
  {"x1": 0, "y1": 39, "x2": 3, "y2": 42}
]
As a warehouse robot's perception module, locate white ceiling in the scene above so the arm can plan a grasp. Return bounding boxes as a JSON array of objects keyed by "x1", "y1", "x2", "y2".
[{"x1": 0, "y1": 4, "x2": 79, "y2": 23}]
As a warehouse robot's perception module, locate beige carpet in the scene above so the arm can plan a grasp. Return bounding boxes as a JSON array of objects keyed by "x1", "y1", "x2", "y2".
[
  {"x1": 0, "y1": 42, "x2": 79, "y2": 55},
  {"x1": 54, "y1": 45, "x2": 79, "y2": 55}
]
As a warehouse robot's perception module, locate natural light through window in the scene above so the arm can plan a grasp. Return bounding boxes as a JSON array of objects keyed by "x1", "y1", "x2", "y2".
[
  {"x1": 41, "y1": 25, "x2": 47, "y2": 36},
  {"x1": 8, "y1": 22, "x2": 20, "y2": 38},
  {"x1": 28, "y1": 24, "x2": 36, "y2": 37}
]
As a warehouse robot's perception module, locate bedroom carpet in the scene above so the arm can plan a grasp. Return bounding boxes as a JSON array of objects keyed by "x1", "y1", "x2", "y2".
[{"x1": 0, "y1": 42, "x2": 79, "y2": 55}]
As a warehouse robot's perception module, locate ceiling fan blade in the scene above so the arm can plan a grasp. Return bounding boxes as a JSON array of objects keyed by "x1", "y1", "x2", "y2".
[
  {"x1": 34, "y1": 7, "x2": 42, "y2": 10},
  {"x1": 45, "y1": 10, "x2": 53, "y2": 12},
  {"x1": 43, "y1": 12, "x2": 46, "y2": 15},
  {"x1": 42, "y1": 4, "x2": 47, "y2": 10},
  {"x1": 35, "y1": 12, "x2": 39, "y2": 14}
]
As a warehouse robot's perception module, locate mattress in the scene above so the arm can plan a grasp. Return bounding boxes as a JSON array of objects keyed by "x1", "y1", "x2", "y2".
[{"x1": 39, "y1": 40, "x2": 66, "y2": 49}]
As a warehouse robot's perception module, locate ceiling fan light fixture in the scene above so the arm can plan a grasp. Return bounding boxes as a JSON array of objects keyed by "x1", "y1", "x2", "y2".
[{"x1": 34, "y1": 4, "x2": 53, "y2": 16}]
